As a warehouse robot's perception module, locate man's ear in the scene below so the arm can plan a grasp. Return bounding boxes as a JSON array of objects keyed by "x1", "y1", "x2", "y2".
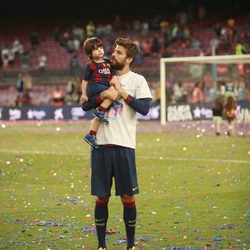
[{"x1": 126, "y1": 57, "x2": 133, "y2": 65}]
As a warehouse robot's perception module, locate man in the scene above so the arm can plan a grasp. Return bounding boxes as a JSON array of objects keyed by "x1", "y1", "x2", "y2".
[{"x1": 82, "y1": 37, "x2": 152, "y2": 250}]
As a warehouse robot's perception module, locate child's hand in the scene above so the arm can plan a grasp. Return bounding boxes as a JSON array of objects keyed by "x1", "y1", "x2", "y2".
[{"x1": 81, "y1": 94, "x2": 88, "y2": 103}]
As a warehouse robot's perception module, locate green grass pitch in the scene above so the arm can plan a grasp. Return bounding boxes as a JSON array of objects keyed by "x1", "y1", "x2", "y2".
[{"x1": 0, "y1": 121, "x2": 249, "y2": 249}]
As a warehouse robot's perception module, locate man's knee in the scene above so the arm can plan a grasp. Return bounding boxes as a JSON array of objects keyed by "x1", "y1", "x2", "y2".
[
  {"x1": 121, "y1": 194, "x2": 135, "y2": 208},
  {"x1": 96, "y1": 197, "x2": 109, "y2": 206}
]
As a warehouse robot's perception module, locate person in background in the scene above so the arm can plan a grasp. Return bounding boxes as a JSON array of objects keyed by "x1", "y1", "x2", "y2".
[
  {"x1": 21, "y1": 89, "x2": 31, "y2": 105},
  {"x1": 15, "y1": 72, "x2": 24, "y2": 106},
  {"x1": 172, "y1": 81, "x2": 186, "y2": 104},
  {"x1": 39, "y1": 54, "x2": 47, "y2": 72},
  {"x1": 192, "y1": 82, "x2": 204, "y2": 104},
  {"x1": 30, "y1": 31, "x2": 39, "y2": 52},
  {"x1": 70, "y1": 54, "x2": 81, "y2": 77},
  {"x1": 212, "y1": 95, "x2": 224, "y2": 136},
  {"x1": 235, "y1": 40, "x2": 246, "y2": 55},
  {"x1": 23, "y1": 72, "x2": 32, "y2": 92},
  {"x1": 223, "y1": 96, "x2": 237, "y2": 136},
  {"x1": 52, "y1": 86, "x2": 65, "y2": 106},
  {"x1": 86, "y1": 21, "x2": 96, "y2": 37},
  {"x1": 16, "y1": 72, "x2": 24, "y2": 94}
]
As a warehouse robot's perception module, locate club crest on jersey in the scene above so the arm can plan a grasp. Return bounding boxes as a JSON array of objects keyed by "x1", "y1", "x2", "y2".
[
  {"x1": 105, "y1": 101, "x2": 123, "y2": 119},
  {"x1": 98, "y1": 68, "x2": 110, "y2": 74}
]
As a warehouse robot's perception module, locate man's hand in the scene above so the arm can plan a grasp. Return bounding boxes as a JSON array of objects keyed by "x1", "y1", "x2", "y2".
[
  {"x1": 110, "y1": 77, "x2": 128, "y2": 100},
  {"x1": 81, "y1": 94, "x2": 88, "y2": 103},
  {"x1": 110, "y1": 76, "x2": 122, "y2": 92},
  {"x1": 100, "y1": 86, "x2": 119, "y2": 101}
]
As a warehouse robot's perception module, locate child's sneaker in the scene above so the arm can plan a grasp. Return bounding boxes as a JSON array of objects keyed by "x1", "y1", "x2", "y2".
[
  {"x1": 84, "y1": 134, "x2": 99, "y2": 148},
  {"x1": 93, "y1": 109, "x2": 109, "y2": 125},
  {"x1": 98, "y1": 248, "x2": 106, "y2": 250}
]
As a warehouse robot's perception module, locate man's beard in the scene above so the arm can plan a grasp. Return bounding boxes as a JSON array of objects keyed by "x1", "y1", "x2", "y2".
[{"x1": 111, "y1": 59, "x2": 125, "y2": 70}]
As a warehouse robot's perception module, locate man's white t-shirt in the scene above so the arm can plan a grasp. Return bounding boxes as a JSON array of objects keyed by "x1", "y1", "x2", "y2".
[{"x1": 96, "y1": 71, "x2": 152, "y2": 149}]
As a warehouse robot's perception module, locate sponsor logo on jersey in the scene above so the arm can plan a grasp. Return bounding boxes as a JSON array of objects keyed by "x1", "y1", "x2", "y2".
[{"x1": 98, "y1": 68, "x2": 111, "y2": 74}]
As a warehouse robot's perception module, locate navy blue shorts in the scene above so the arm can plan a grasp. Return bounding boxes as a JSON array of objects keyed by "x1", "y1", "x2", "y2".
[
  {"x1": 90, "y1": 146, "x2": 139, "y2": 197},
  {"x1": 87, "y1": 82, "x2": 109, "y2": 97}
]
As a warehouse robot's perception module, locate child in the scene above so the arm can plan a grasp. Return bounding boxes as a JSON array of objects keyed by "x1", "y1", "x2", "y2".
[
  {"x1": 223, "y1": 96, "x2": 237, "y2": 136},
  {"x1": 81, "y1": 37, "x2": 117, "y2": 148},
  {"x1": 212, "y1": 95, "x2": 224, "y2": 136}
]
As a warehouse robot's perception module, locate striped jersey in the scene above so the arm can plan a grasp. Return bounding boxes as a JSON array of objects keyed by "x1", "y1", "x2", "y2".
[{"x1": 82, "y1": 59, "x2": 115, "y2": 85}]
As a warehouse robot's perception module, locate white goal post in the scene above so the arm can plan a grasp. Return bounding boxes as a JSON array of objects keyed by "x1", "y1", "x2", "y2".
[{"x1": 160, "y1": 54, "x2": 250, "y2": 125}]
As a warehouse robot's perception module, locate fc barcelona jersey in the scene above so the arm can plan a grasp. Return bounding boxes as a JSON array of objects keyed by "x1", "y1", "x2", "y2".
[{"x1": 82, "y1": 59, "x2": 115, "y2": 85}]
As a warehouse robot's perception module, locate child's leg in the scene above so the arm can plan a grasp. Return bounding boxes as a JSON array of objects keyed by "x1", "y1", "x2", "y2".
[
  {"x1": 94, "y1": 98, "x2": 113, "y2": 125},
  {"x1": 84, "y1": 118, "x2": 100, "y2": 148},
  {"x1": 98, "y1": 98, "x2": 113, "y2": 111},
  {"x1": 89, "y1": 118, "x2": 101, "y2": 135}
]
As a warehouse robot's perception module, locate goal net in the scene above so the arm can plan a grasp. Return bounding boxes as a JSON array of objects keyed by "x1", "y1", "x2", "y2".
[{"x1": 160, "y1": 54, "x2": 250, "y2": 125}]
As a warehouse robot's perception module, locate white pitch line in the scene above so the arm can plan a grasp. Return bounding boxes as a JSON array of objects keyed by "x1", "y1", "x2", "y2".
[
  {"x1": 140, "y1": 155, "x2": 250, "y2": 164},
  {"x1": 0, "y1": 149, "x2": 249, "y2": 164},
  {"x1": 0, "y1": 149, "x2": 87, "y2": 157}
]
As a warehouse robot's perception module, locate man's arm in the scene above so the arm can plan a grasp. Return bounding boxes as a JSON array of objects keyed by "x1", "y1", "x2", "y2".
[
  {"x1": 124, "y1": 96, "x2": 151, "y2": 115},
  {"x1": 111, "y1": 77, "x2": 152, "y2": 116}
]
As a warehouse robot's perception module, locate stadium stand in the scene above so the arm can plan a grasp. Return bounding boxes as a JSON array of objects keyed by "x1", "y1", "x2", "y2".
[{"x1": 0, "y1": 4, "x2": 249, "y2": 106}]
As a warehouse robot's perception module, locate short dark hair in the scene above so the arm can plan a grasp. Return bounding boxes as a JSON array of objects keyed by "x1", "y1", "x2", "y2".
[
  {"x1": 83, "y1": 37, "x2": 103, "y2": 59},
  {"x1": 114, "y1": 37, "x2": 139, "y2": 63}
]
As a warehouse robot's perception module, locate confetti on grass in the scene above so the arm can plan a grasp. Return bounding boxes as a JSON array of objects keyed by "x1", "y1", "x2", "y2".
[
  {"x1": 113, "y1": 237, "x2": 127, "y2": 245},
  {"x1": 1, "y1": 122, "x2": 249, "y2": 249}
]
